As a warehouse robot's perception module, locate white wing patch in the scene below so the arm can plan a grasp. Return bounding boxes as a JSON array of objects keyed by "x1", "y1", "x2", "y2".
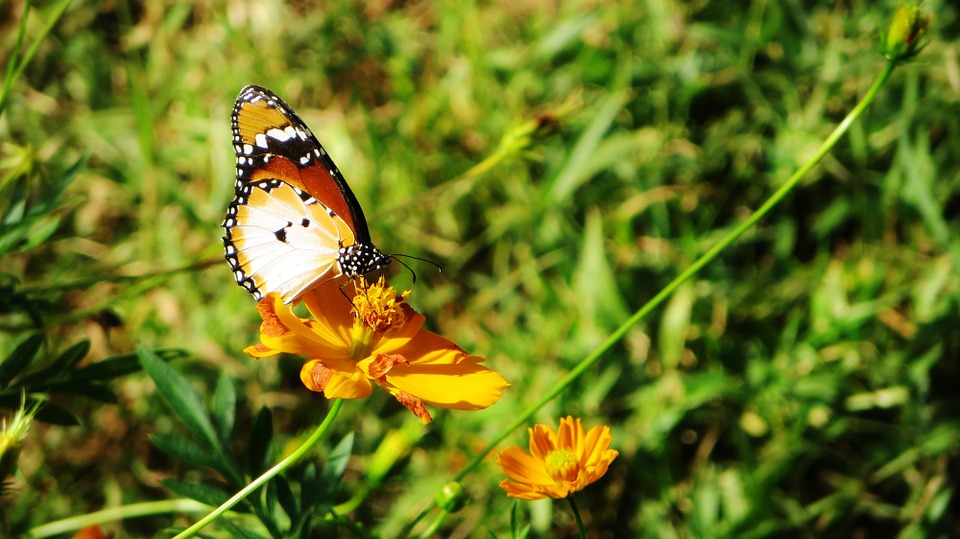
[{"x1": 223, "y1": 180, "x2": 356, "y2": 303}]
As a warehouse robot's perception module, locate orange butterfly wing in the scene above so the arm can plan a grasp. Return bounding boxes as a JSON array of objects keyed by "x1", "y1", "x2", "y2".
[{"x1": 223, "y1": 86, "x2": 387, "y2": 303}]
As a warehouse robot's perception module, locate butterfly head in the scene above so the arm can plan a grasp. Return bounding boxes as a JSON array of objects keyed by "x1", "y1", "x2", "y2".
[{"x1": 338, "y1": 242, "x2": 391, "y2": 278}]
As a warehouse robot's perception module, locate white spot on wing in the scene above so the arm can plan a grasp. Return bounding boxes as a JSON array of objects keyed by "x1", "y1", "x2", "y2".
[{"x1": 267, "y1": 127, "x2": 293, "y2": 142}]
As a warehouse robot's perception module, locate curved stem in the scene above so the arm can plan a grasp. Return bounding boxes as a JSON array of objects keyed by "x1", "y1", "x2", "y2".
[
  {"x1": 172, "y1": 399, "x2": 345, "y2": 539},
  {"x1": 28, "y1": 499, "x2": 209, "y2": 538},
  {"x1": 401, "y1": 58, "x2": 897, "y2": 536},
  {"x1": 414, "y1": 508, "x2": 450, "y2": 539},
  {"x1": 568, "y1": 495, "x2": 586, "y2": 539}
]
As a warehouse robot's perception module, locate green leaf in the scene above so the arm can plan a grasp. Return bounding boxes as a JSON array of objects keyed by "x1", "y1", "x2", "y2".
[
  {"x1": 139, "y1": 348, "x2": 219, "y2": 450},
  {"x1": 299, "y1": 462, "x2": 320, "y2": 512},
  {"x1": 50, "y1": 340, "x2": 91, "y2": 371},
  {"x1": 510, "y1": 501, "x2": 530, "y2": 539},
  {"x1": 275, "y1": 476, "x2": 298, "y2": 522},
  {"x1": 66, "y1": 382, "x2": 117, "y2": 403},
  {"x1": 222, "y1": 522, "x2": 269, "y2": 539},
  {"x1": 212, "y1": 373, "x2": 236, "y2": 443},
  {"x1": 70, "y1": 348, "x2": 184, "y2": 383},
  {"x1": 150, "y1": 433, "x2": 221, "y2": 470},
  {"x1": 0, "y1": 333, "x2": 43, "y2": 387},
  {"x1": 18, "y1": 349, "x2": 181, "y2": 394},
  {"x1": 658, "y1": 283, "x2": 694, "y2": 371},
  {"x1": 321, "y1": 433, "x2": 354, "y2": 484},
  {"x1": 247, "y1": 406, "x2": 273, "y2": 478},
  {"x1": 17, "y1": 340, "x2": 90, "y2": 387},
  {"x1": 162, "y1": 478, "x2": 232, "y2": 508},
  {"x1": 545, "y1": 89, "x2": 630, "y2": 203},
  {"x1": 311, "y1": 433, "x2": 355, "y2": 505},
  {"x1": 33, "y1": 401, "x2": 79, "y2": 426},
  {"x1": 572, "y1": 208, "x2": 630, "y2": 352}
]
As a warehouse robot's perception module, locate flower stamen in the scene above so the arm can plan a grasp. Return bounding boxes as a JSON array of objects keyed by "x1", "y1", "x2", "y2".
[
  {"x1": 545, "y1": 449, "x2": 578, "y2": 482},
  {"x1": 352, "y1": 277, "x2": 411, "y2": 333}
]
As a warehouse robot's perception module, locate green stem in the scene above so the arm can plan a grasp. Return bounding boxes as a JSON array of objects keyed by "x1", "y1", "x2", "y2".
[
  {"x1": 568, "y1": 495, "x2": 586, "y2": 539},
  {"x1": 415, "y1": 508, "x2": 450, "y2": 539},
  {"x1": 29, "y1": 499, "x2": 210, "y2": 538},
  {"x1": 401, "y1": 58, "x2": 897, "y2": 536},
  {"x1": 171, "y1": 399, "x2": 344, "y2": 539},
  {"x1": 0, "y1": 0, "x2": 73, "y2": 119}
]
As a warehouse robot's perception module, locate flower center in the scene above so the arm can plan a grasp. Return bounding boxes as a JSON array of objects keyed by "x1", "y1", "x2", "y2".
[
  {"x1": 544, "y1": 449, "x2": 577, "y2": 482},
  {"x1": 352, "y1": 277, "x2": 411, "y2": 333},
  {"x1": 348, "y1": 319, "x2": 377, "y2": 361}
]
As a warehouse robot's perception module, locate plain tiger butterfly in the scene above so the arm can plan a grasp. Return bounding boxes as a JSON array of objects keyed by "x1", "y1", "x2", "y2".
[{"x1": 222, "y1": 85, "x2": 390, "y2": 303}]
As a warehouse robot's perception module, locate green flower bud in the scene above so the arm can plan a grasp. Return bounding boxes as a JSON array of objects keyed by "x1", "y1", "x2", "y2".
[
  {"x1": 883, "y1": 4, "x2": 931, "y2": 61},
  {"x1": 435, "y1": 481, "x2": 467, "y2": 513}
]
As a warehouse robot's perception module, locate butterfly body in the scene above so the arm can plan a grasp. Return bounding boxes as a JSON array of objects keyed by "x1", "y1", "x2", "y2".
[{"x1": 223, "y1": 85, "x2": 389, "y2": 303}]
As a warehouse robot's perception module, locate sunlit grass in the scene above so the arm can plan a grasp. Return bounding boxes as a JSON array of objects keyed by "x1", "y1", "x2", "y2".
[{"x1": 1, "y1": 0, "x2": 957, "y2": 537}]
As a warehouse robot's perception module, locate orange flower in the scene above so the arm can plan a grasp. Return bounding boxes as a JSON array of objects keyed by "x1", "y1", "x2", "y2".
[
  {"x1": 245, "y1": 277, "x2": 509, "y2": 423},
  {"x1": 497, "y1": 416, "x2": 618, "y2": 500}
]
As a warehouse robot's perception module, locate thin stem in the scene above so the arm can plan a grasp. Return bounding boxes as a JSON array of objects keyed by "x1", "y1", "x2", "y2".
[
  {"x1": 415, "y1": 508, "x2": 450, "y2": 539},
  {"x1": 172, "y1": 399, "x2": 345, "y2": 539},
  {"x1": 568, "y1": 495, "x2": 586, "y2": 539},
  {"x1": 1, "y1": 0, "x2": 74, "y2": 118},
  {"x1": 29, "y1": 499, "x2": 210, "y2": 538},
  {"x1": 401, "y1": 58, "x2": 898, "y2": 536}
]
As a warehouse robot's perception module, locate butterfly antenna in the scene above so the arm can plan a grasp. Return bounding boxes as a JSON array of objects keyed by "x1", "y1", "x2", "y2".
[{"x1": 389, "y1": 254, "x2": 443, "y2": 285}]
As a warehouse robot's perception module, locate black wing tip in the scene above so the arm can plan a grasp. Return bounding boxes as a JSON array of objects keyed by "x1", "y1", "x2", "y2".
[{"x1": 239, "y1": 84, "x2": 270, "y2": 96}]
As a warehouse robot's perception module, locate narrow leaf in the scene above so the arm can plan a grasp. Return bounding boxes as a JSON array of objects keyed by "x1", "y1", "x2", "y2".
[
  {"x1": 275, "y1": 476, "x2": 298, "y2": 522},
  {"x1": 315, "y1": 433, "x2": 355, "y2": 503},
  {"x1": 546, "y1": 89, "x2": 630, "y2": 202},
  {"x1": 300, "y1": 462, "x2": 320, "y2": 512},
  {"x1": 222, "y1": 522, "x2": 269, "y2": 539},
  {"x1": 33, "y1": 401, "x2": 79, "y2": 426},
  {"x1": 0, "y1": 333, "x2": 43, "y2": 386},
  {"x1": 321, "y1": 433, "x2": 355, "y2": 483},
  {"x1": 70, "y1": 348, "x2": 185, "y2": 382},
  {"x1": 212, "y1": 373, "x2": 237, "y2": 443},
  {"x1": 66, "y1": 382, "x2": 117, "y2": 403},
  {"x1": 247, "y1": 406, "x2": 273, "y2": 477},
  {"x1": 150, "y1": 434, "x2": 221, "y2": 470},
  {"x1": 17, "y1": 340, "x2": 91, "y2": 387},
  {"x1": 162, "y1": 479, "x2": 231, "y2": 508},
  {"x1": 139, "y1": 348, "x2": 218, "y2": 450},
  {"x1": 51, "y1": 340, "x2": 91, "y2": 371}
]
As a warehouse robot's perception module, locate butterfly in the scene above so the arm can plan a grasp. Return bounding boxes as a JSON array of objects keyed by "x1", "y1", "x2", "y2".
[{"x1": 223, "y1": 85, "x2": 390, "y2": 303}]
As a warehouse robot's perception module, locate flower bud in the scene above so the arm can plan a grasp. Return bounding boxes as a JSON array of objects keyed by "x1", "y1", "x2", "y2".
[
  {"x1": 0, "y1": 400, "x2": 37, "y2": 486},
  {"x1": 435, "y1": 481, "x2": 467, "y2": 512},
  {"x1": 883, "y1": 4, "x2": 931, "y2": 61}
]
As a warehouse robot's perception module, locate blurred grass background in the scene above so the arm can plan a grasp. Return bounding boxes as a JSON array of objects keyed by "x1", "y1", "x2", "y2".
[{"x1": 1, "y1": 0, "x2": 959, "y2": 536}]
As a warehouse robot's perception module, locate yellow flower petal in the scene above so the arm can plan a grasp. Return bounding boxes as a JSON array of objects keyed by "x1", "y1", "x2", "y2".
[
  {"x1": 498, "y1": 446, "x2": 554, "y2": 485},
  {"x1": 253, "y1": 294, "x2": 346, "y2": 359},
  {"x1": 528, "y1": 424, "x2": 557, "y2": 461},
  {"x1": 301, "y1": 279, "x2": 356, "y2": 341},
  {"x1": 381, "y1": 330, "x2": 509, "y2": 409},
  {"x1": 369, "y1": 306, "x2": 425, "y2": 355},
  {"x1": 300, "y1": 359, "x2": 372, "y2": 399}
]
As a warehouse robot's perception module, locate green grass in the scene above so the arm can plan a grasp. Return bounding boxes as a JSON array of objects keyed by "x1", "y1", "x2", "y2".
[{"x1": 1, "y1": 0, "x2": 958, "y2": 537}]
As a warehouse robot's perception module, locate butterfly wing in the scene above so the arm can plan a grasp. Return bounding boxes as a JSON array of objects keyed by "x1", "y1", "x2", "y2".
[
  {"x1": 230, "y1": 85, "x2": 372, "y2": 243},
  {"x1": 224, "y1": 85, "x2": 389, "y2": 303},
  {"x1": 224, "y1": 179, "x2": 355, "y2": 302}
]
